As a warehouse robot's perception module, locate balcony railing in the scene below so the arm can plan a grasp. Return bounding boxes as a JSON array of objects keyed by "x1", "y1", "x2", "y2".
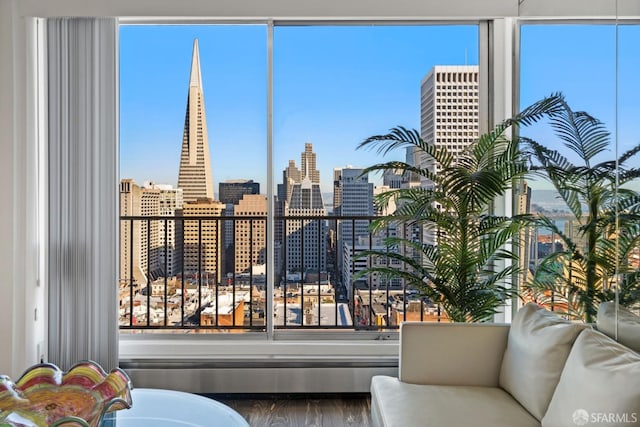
[
  {"x1": 119, "y1": 215, "x2": 444, "y2": 333},
  {"x1": 118, "y1": 215, "x2": 576, "y2": 332}
]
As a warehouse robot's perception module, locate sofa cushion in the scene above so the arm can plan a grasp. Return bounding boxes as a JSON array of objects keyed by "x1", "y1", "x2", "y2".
[
  {"x1": 597, "y1": 301, "x2": 640, "y2": 353},
  {"x1": 499, "y1": 303, "x2": 586, "y2": 420},
  {"x1": 370, "y1": 375, "x2": 540, "y2": 427},
  {"x1": 542, "y1": 328, "x2": 640, "y2": 427},
  {"x1": 399, "y1": 323, "x2": 510, "y2": 387}
]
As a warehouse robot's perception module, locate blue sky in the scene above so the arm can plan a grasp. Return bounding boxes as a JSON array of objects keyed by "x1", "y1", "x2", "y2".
[
  {"x1": 521, "y1": 24, "x2": 640, "y2": 190},
  {"x1": 120, "y1": 24, "x2": 639, "y2": 194}
]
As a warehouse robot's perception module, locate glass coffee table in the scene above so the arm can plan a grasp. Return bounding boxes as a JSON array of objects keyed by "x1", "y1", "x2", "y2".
[{"x1": 101, "y1": 388, "x2": 249, "y2": 427}]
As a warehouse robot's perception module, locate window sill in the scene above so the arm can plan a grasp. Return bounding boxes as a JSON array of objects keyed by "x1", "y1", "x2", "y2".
[
  {"x1": 119, "y1": 333, "x2": 399, "y2": 364},
  {"x1": 119, "y1": 334, "x2": 399, "y2": 392}
]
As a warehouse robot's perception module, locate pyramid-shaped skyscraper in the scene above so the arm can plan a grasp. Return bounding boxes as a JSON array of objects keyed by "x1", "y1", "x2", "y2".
[
  {"x1": 177, "y1": 38, "x2": 214, "y2": 203},
  {"x1": 177, "y1": 39, "x2": 224, "y2": 282}
]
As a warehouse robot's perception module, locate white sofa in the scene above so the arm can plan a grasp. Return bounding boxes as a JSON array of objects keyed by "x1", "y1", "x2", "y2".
[{"x1": 370, "y1": 303, "x2": 640, "y2": 427}]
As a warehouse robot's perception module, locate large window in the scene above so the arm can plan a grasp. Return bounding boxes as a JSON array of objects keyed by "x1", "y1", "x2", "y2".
[
  {"x1": 617, "y1": 23, "x2": 640, "y2": 318},
  {"x1": 272, "y1": 25, "x2": 479, "y2": 328},
  {"x1": 119, "y1": 25, "x2": 268, "y2": 331},
  {"x1": 119, "y1": 23, "x2": 480, "y2": 333},
  {"x1": 519, "y1": 23, "x2": 640, "y2": 321}
]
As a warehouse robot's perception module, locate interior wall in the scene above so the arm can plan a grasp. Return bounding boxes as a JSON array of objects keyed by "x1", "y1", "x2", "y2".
[
  {"x1": 0, "y1": 0, "x2": 44, "y2": 378},
  {"x1": 0, "y1": 0, "x2": 18, "y2": 377}
]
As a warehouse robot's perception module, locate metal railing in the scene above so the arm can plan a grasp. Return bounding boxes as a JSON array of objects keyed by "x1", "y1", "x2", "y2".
[{"x1": 119, "y1": 214, "x2": 443, "y2": 332}]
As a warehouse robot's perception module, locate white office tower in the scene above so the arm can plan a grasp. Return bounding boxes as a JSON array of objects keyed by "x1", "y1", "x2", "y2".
[
  {"x1": 420, "y1": 65, "x2": 480, "y2": 178},
  {"x1": 284, "y1": 144, "x2": 327, "y2": 274},
  {"x1": 420, "y1": 65, "x2": 480, "y2": 246}
]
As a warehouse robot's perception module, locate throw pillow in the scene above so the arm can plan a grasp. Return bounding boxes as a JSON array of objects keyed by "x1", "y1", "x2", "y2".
[
  {"x1": 597, "y1": 301, "x2": 640, "y2": 353},
  {"x1": 499, "y1": 303, "x2": 586, "y2": 420},
  {"x1": 542, "y1": 328, "x2": 640, "y2": 426}
]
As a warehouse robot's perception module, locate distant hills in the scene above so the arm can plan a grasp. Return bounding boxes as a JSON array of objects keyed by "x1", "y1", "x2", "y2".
[
  {"x1": 323, "y1": 188, "x2": 570, "y2": 215},
  {"x1": 530, "y1": 189, "x2": 569, "y2": 213}
]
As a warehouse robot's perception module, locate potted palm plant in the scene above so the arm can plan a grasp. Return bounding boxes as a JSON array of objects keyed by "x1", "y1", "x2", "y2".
[
  {"x1": 522, "y1": 95, "x2": 640, "y2": 322},
  {"x1": 355, "y1": 95, "x2": 563, "y2": 322}
]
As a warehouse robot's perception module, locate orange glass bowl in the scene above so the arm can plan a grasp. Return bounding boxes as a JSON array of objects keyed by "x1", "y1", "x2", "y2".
[{"x1": 0, "y1": 361, "x2": 132, "y2": 427}]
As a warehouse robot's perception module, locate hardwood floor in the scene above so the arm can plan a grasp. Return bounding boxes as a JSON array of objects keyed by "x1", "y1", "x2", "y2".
[{"x1": 212, "y1": 394, "x2": 372, "y2": 427}]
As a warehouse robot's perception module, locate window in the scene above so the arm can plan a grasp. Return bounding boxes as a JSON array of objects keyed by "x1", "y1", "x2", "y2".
[
  {"x1": 119, "y1": 23, "x2": 479, "y2": 333},
  {"x1": 119, "y1": 25, "x2": 267, "y2": 331},
  {"x1": 518, "y1": 23, "x2": 640, "y2": 321}
]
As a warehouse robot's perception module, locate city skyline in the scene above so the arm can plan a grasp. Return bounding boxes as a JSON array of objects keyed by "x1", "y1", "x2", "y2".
[
  {"x1": 120, "y1": 24, "x2": 640, "y2": 195},
  {"x1": 116, "y1": 26, "x2": 639, "y2": 328},
  {"x1": 120, "y1": 25, "x2": 479, "y2": 193}
]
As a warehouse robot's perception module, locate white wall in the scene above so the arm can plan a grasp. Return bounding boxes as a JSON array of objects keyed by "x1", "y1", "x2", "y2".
[
  {"x1": 0, "y1": 0, "x2": 44, "y2": 378},
  {"x1": 0, "y1": 0, "x2": 18, "y2": 377}
]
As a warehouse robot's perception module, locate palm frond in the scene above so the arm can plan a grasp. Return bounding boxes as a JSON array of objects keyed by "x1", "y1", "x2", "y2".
[
  {"x1": 361, "y1": 160, "x2": 438, "y2": 184},
  {"x1": 354, "y1": 93, "x2": 632, "y2": 323},
  {"x1": 618, "y1": 142, "x2": 640, "y2": 166},
  {"x1": 548, "y1": 99, "x2": 611, "y2": 165},
  {"x1": 618, "y1": 167, "x2": 640, "y2": 186}
]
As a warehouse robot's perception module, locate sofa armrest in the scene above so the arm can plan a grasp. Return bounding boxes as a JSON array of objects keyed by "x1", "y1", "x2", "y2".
[{"x1": 399, "y1": 322, "x2": 510, "y2": 387}]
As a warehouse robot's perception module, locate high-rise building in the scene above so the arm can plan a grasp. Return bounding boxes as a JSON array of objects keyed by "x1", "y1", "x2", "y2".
[
  {"x1": 177, "y1": 39, "x2": 214, "y2": 203},
  {"x1": 182, "y1": 199, "x2": 225, "y2": 281},
  {"x1": 146, "y1": 183, "x2": 183, "y2": 278},
  {"x1": 516, "y1": 180, "x2": 533, "y2": 287},
  {"x1": 419, "y1": 65, "x2": 480, "y2": 246},
  {"x1": 120, "y1": 180, "x2": 184, "y2": 284},
  {"x1": 177, "y1": 39, "x2": 223, "y2": 281},
  {"x1": 120, "y1": 179, "x2": 142, "y2": 285},
  {"x1": 278, "y1": 160, "x2": 302, "y2": 205},
  {"x1": 374, "y1": 185, "x2": 397, "y2": 216},
  {"x1": 275, "y1": 146, "x2": 318, "y2": 216},
  {"x1": 383, "y1": 169, "x2": 404, "y2": 189},
  {"x1": 219, "y1": 179, "x2": 260, "y2": 205},
  {"x1": 120, "y1": 179, "x2": 161, "y2": 284},
  {"x1": 219, "y1": 179, "x2": 261, "y2": 275},
  {"x1": 332, "y1": 168, "x2": 343, "y2": 215},
  {"x1": 333, "y1": 167, "x2": 373, "y2": 241},
  {"x1": 234, "y1": 194, "x2": 267, "y2": 274},
  {"x1": 275, "y1": 160, "x2": 302, "y2": 251},
  {"x1": 343, "y1": 235, "x2": 402, "y2": 293},
  {"x1": 284, "y1": 143, "x2": 327, "y2": 274},
  {"x1": 332, "y1": 167, "x2": 373, "y2": 277},
  {"x1": 301, "y1": 142, "x2": 320, "y2": 184},
  {"x1": 420, "y1": 65, "x2": 480, "y2": 178}
]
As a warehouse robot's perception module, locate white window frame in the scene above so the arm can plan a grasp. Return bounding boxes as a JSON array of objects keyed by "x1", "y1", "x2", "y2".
[{"x1": 116, "y1": 19, "x2": 490, "y2": 349}]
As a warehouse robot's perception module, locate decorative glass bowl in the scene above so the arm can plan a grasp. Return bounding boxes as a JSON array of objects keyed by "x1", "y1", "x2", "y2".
[{"x1": 0, "y1": 361, "x2": 132, "y2": 427}]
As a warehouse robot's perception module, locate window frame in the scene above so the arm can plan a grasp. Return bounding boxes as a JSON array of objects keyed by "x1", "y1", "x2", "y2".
[{"x1": 116, "y1": 19, "x2": 491, "y2": 351}]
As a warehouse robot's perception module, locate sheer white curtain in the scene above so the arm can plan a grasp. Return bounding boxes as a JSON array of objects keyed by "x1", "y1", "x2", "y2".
[{"x1": 47, "y1": 17, "x2": 119, "y2": 371}]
